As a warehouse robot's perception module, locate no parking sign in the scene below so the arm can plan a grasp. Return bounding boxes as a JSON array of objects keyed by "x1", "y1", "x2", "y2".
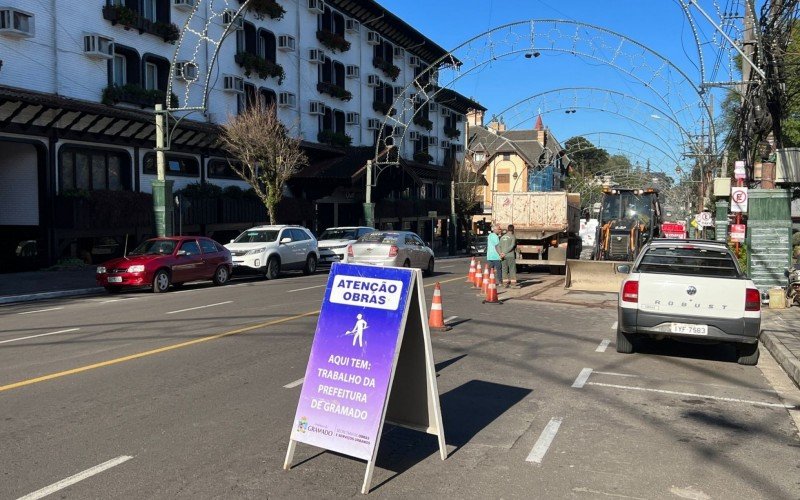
[{"x1": 731, "y1": 187, "x2": 748, "y2": 213}]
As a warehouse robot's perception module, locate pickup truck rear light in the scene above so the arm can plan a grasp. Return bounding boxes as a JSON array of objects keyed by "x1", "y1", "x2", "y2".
[
  {"x1": 745, "y1": 288, "x2": 761, "y2": 311},
  {"x1": 622, "y1": 280, "x2": 639, "y2": 302},
  {"x1": 347, "y1": 245, "x2": 354, "y2": 258},
  {"x1": 388, "y1": 245, "x2": 398, "y2": 257}
]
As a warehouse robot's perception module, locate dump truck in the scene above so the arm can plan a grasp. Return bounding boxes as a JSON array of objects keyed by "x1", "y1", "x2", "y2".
[
  {"x1": 492, "y1": 191, "x2": 582, "y2": 274},
  {"x1": 566, "y1": 187, "x2": 662, "y2": 291}
]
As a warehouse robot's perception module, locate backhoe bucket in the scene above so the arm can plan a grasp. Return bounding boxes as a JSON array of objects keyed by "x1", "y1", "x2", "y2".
[{"x1": 565, "y1": 259, "x2": 628, "y2": 293}]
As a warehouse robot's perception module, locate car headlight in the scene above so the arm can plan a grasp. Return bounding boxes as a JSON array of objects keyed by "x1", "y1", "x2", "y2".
[
  {"x1": 127, "y1": 265, "x2": 145, "y2": 273},
  {"x1": 96, "y1": 266, "x2": 106, "y2": 274},
  {"x1": 245, "y1": 247, "x2": 265, "y2": 255}
]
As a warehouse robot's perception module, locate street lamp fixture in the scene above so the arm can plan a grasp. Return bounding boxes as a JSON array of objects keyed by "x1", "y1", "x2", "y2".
[{"x1": 524, "y1": 51, "x2": 541, "y2": 59}]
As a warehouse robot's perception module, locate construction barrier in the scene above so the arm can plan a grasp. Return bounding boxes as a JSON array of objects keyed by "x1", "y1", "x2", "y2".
[
  {"x1": 483, "y1": 268, "x2": 501, "y2": 304},
  {"x1": 473, "y1": 262, "x2": 483, "y2": 289},
  {"x1": 466, "y1": 258, "x2": 476, "y2": 283},
  {"x1": 428, "y1": 282, "x2": 450, "y2": 331},
  {"x1": 564, "y1": 259, "x2": 628, "y2": 293}
]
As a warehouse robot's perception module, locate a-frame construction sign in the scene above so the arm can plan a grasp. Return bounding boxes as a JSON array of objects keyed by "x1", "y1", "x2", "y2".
[{"x1": 283, "y1": 263, "x2": 446, "y2": 494}]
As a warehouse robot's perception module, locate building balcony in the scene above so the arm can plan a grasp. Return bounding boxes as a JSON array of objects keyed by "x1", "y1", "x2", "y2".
[
  {"x1": 317, "y1": 82, "x2": 352, "y2": 101},
  {"x1": 316, "y1": 29, "x2": 351, "y2": 53},
  {"x1": 443, "y1": 126, "x2": 461, "y2": 140},
  {"x1": 235, "y1": 52, "x2": 285, "y2": 84},
  {"x1": 372, "y1": 101, "x2": 396, "y2": 116},
  {"x1": 413, "y1": 115, "x2": 433, "y2": 131},
  {"x1": 413, "y1": 151, "x2": 433, "y2": 164},
  {"x1": 317, "y1": 130, "x2": 353, "y2": 148},
  {"x1": 102, "y1": 84, "x2": 179, "y2": 109},
  {"x1": 238, "y1": 0, "x2": 286, "y2": 19},
  {"x1": 101, "y1": 3, "x2": 180, "y2": 43},
  {"x1": 372, "y1": 57, "x2": 400, "y2": 81}
]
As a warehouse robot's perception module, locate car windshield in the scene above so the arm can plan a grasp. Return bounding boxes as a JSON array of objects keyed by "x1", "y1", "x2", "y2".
[
  {"x1": 319, "y1": 229, "x2": 358, "y2": 240},
  {"x1": 129, "y1": 239, "x2": 176, "y2": 256},
  {"x1": 233, "y1": 230, "x2": 279, "y2": 243},
  {"x1": 635, "y1": 246, "x2": 741, "y2": 278},
  {"x1": 358, "y1": 232, "x2": 399, "y2": 244}
]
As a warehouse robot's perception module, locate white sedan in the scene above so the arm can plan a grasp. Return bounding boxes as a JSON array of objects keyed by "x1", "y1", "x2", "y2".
[{"x1": 617, "y1": 239, "x2": 761, "y2": 365}]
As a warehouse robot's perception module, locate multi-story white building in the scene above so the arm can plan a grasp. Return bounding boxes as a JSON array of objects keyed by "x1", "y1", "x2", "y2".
[{"x1": 0, "y1": 0, "x2": 484, "y2": 270}]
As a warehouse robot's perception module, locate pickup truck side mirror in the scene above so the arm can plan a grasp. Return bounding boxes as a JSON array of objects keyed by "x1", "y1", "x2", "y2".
[
  {"x1": 280, "y1": 237, "x2": 292, "y2": 244},
  {"x1": 616, "y1": 264, "x2": 631, "y2": 274},
  {"x1": 177, "y1": 249, "x2": 187, "y2": 257},
  {"x1": 229, "y1": 239, "x2": 235, "y2": 244}
]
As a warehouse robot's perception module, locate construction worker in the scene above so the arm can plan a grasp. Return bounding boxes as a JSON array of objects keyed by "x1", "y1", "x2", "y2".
[
  {"x1": 499, "y1": 224, "x2": 518, "y2": 288},
  {"x1": 487, "y1": 223, "x2": 503, "y2": 284}
]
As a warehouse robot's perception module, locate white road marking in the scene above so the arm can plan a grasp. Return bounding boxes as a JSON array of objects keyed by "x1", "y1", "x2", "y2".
[
  {"x1": 595, "y1": 339, "x2": 611, "y2": 352},
  {"x1": 444, "y1": 316, "x2": 458, "y2": 324},
  {"x1": 440, "y1": 265, "x2": 456, "y2": 269},
  {"x1": 572, "y1": 368, "x2": 593, "y2": 388},
  {"x1": 586, "y1": 382, "x2": 797, "y2": 409},
  {"x1": 0, "y1": 328, "x2": 80, "y2": 345},
  {"x1": 17, "y1": 455, "x2": 133, "y2": 500},
  {"x1": 165, "y1": 301, "x2": 232, "y2": 315},
  {"x1": 288, "y1": 284, "x2": 326, "y2": 293},
  {"x1": 17, "y1": 307, "x2": 63, "y2": 315},
  {"x1": 611, "y1": 321, "x2": 618, "y2": 330},
  {"x1": 283, "y1": 378, "x2": 304, "y2": 389},
  {"x1": 526, "y1": 417, "x2": 563, "y2": 463},
  {"x1": 594, "y1": 371, "x2": 638, "y2": 378}
]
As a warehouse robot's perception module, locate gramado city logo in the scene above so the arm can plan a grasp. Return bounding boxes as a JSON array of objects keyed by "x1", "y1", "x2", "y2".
[{"x1": 297, "y1": 417, "x2": 309, "y2": 433}]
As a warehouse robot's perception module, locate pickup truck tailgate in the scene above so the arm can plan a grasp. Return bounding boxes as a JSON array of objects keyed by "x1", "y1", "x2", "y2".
[{"x1": 637, "y1": 274, "x2": 746, "y2": 319}]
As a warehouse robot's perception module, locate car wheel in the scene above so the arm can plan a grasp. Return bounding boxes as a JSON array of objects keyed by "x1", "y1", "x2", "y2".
[
  {"x1": 403, "y1": 259, "x2": 411, "y2": 268},
  {"x1": 104, "y1": 286, "x2": 122, "y2": 294},
  {"x1": 616, "y1": 326, "x2": 635, "y2": 354},
  {"x1": 213, "y1": 265, "x2": 230, "y2": 286},
  {"x1": 303, "y1": 255, "x2": 317, "y2": 275},
  {"x1": 736, "y1": 342, "x2": 760, "y2": 365},
  {"x1": 152, "y1": 270, "x2": 170, "y2": 293},
  {"x1": 424, "y1": 258, "x2": 434, "y2": 277},
  {"x1": 265, "y1": 257, "x2": 280, "y2": 280}
]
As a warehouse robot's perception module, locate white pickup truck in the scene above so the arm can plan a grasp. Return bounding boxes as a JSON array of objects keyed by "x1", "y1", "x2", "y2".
[{"x1": 617, "y1": 239, "x2": 761, "y2": 365}]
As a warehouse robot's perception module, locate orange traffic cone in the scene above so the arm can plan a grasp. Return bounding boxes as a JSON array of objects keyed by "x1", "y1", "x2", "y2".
[
  {"x1": 483, "y1": 268, "x2": 502, "y2": 304},
  {"x1": 428, "y1": 282, "x2": 450, "y2": 331},
  {"x1": 473, "y1": 262, "x2": 483, "y2": 289},
  {"x1": 482, "y1": 264, "x2": 490, "y2": 295},
  {"x1": 466, "y1": 257, "x2": 476, "y2": 283}
]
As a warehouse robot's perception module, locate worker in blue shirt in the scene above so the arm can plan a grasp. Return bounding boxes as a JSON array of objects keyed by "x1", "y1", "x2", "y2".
[{"x1": 486, "y1": 223, "x2": 503, "y2": 284}]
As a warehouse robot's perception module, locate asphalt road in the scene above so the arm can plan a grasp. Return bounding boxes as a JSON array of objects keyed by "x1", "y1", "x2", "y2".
[{"x1": 1, "y1": 258, "x2": 799, "y2": 499}]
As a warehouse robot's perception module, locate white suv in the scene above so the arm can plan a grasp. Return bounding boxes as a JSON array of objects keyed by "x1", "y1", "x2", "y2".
[
  {"x1": 225, "y1": 225, "x2": 319, "y2": 279},
  {"x1": 317, "y1": 226, "x2": 374, "y2": 264}
]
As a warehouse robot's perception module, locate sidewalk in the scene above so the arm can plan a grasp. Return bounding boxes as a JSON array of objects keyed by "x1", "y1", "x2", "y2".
[
  {"x1": 761, "y1": 308, "x2": 800, "y2": 390},
  {"x1": 0, "y1": 267, "x2": 102, "y2": 305}
]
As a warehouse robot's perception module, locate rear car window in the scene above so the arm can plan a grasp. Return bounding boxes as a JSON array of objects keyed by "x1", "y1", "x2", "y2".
[
  {"x1": 199, "y1": 239, "x2": 218, "y2": 254},
  {"x1": 359, "y1": 232, "x2": 399, "y2": 244},
  {"x1": 635, "y1": 246, "x2": 741, "y2": 278}
]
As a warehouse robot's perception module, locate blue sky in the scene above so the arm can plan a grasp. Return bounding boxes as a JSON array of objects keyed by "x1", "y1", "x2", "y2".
[{"x1": 376, "y1": 0, "x2": 744, "y2": 175}]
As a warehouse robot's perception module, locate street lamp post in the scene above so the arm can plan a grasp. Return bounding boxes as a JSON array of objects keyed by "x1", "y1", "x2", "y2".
[
  {"x1": 152, "y1": 104, "x2": 174, "y2": 237},
  {"x1": 364, "y1": 159, "x2": 375, "y2": 228}
]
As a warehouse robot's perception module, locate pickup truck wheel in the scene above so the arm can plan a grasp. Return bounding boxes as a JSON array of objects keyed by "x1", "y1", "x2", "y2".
[
  {"x1": 265, "y1": 257, "x2": 280, "y2": 280},
  {"x1": 616, "y1": 327, "x2": 635, "y2": 354},
  {"x1": 736, "y1": 342, "x2": 759, "y2": 365},
  {"x1": 302, "y1": 255, "x2": 317, "y2": 275}
]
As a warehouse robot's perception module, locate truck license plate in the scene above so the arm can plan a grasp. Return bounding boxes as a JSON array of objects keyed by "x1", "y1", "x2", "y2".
[{"x1": 670, "y1": 323, "x2": 708, "y2": 335}]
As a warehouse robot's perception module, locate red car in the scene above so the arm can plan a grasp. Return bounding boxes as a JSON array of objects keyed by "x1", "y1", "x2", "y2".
[{"x1": 96, "y1": 236, "x2": 233, "y2": 293}]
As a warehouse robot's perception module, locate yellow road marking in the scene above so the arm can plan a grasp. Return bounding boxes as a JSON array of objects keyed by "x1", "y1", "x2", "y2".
[
  {"x1": 0, "y1": 311, "x2": 320, "y2": 393},
  {"x1": 0, "y1": 274, "x2": 466, "y2": 393}
]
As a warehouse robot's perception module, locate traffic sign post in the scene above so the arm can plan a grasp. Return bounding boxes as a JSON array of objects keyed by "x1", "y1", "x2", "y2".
[
  {"x1": 284, "y1": 263, "x2": 447, "y2": 494},
  {"x1": 730, "y1": 223, "x2": 746, "y2": 242},
  {"x1": 731, "y1": 187, "x2": 748, "y2": 213}
]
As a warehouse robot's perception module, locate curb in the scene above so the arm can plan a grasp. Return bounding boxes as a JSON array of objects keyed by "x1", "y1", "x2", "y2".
[
  {"x1": 0, "y1": 287, "x2": 105, "y2": 305},
  {"x1": 760, "y1": 330, "x2": 800, "y2": 390}
]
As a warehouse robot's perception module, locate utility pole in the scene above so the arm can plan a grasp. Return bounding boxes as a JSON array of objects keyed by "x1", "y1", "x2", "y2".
[
  {"x1": 364, "y1": 160, "x2": 375, "y2": 228},
  {"x1": 152, "y1": 104, "x2": 174, "y2": 237}
]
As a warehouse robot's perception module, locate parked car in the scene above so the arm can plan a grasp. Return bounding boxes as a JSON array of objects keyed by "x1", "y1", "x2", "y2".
[
  {"x1": 96, "y1": 236, "x2": 232, "y2": 293},
  {"x1": 348, "y1": 231, "x2": 435, "y2": 276},
  {"x1": 318, "y1": 226, "x2": 374, "y2": 265},
  {"x1": 469, "y1": 236, "x2": 488, "y2": 256},
  {"x1": 617, "y1": 239, "x2": 761, "y2": 365},
  {"x1": 225, "y1": 225, "x2": 319, "y2": 279}
]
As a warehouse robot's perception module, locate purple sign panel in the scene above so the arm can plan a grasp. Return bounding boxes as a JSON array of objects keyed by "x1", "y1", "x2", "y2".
[{"x1": 290, "y1": 263, "x2": 414, "y2": 460}]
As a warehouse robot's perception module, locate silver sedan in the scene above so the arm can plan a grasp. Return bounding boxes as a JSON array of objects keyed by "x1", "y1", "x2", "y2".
[{"x1": 347, "y1": 231, "x2": 435, "y2": 276}]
